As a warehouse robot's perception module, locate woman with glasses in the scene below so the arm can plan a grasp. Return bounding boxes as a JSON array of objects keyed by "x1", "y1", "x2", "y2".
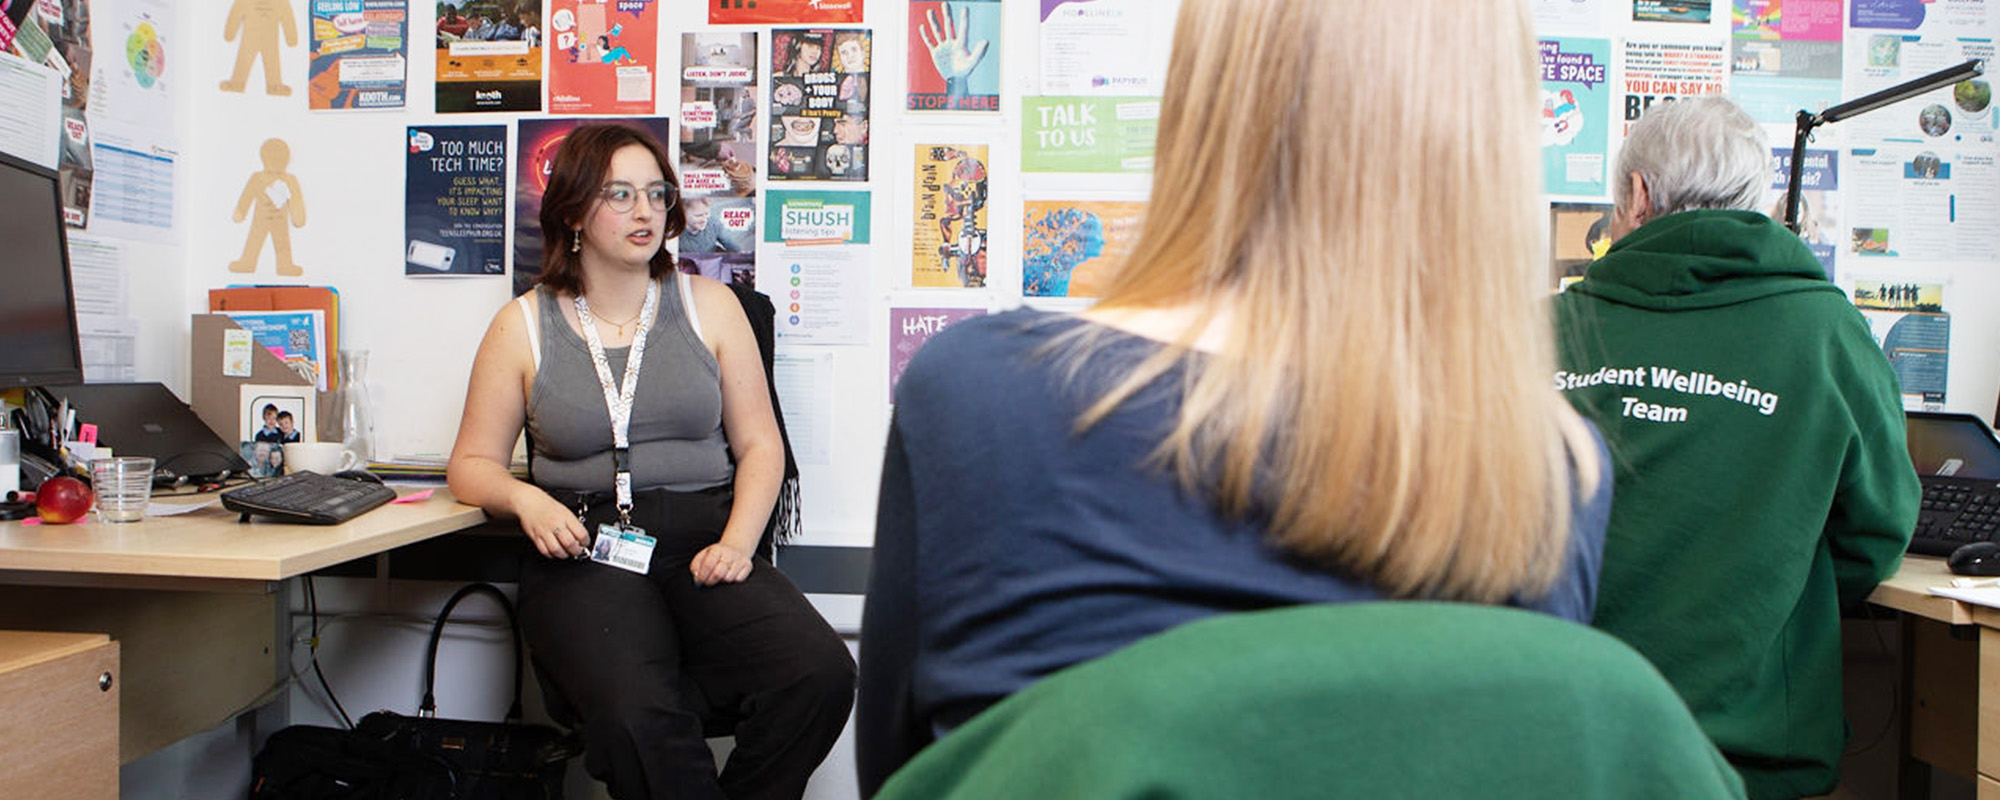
[{"x1": 448, "y1": 123, "x2": 854, "y2": 800}]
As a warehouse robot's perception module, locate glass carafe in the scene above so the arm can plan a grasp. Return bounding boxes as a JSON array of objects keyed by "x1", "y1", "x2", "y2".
[{"x1": 335, "y1": 349, "x2": 377, "y2": 463}]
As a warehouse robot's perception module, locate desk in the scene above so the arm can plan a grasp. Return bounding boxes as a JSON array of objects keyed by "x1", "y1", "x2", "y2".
[
  {"x1": 1871, "y1": 555, "x2": 2000, "y2": 798},
  {"x1": 0, "y1": 490, "x2": 485, "y2": 762}
]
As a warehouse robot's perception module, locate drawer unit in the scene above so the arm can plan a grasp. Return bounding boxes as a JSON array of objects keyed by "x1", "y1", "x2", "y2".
[{"x1": 0, "y1": 631, "x2": 119, "y2": 800}]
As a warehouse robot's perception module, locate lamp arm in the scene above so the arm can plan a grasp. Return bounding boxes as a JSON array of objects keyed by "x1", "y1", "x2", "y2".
[{"x1": 1781, "y1": 58, "x2": 1985, "y2": 233}]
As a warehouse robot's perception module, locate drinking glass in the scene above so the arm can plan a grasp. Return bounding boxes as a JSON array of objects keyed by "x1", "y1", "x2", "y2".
[{"x1": 90, "y1": 456, "x2": 155, "y2": 523}]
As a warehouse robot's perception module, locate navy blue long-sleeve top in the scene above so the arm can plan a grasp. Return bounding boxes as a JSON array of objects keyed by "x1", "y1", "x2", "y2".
[{"x1": 855, "y1": 309, "x2": 1611, "y2": 795}]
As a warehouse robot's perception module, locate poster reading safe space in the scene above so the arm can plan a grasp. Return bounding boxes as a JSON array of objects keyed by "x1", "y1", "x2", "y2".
[
  {"x1": 406, "y1": 126, "x2": 507, "y2": 276},
  {"x1": 1539, "y1": 37, "x2": 1611, "y2": 198}
]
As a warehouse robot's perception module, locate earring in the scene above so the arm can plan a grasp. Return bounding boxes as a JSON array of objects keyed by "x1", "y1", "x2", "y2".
[{"x1": 570, "y1": 230, "x2": 581, "y2": 253}]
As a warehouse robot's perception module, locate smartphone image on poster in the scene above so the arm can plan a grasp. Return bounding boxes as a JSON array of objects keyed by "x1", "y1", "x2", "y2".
[{"x1": 407, "y1": 239, "x2": 457, "y2": 271}]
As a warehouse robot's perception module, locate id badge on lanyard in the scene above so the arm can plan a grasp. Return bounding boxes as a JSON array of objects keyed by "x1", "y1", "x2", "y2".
[
  {"x1": 591, "y1": 521, "x2": 656, "y2": 574},
  {"x1": 576, "y1": 280, "x2": 663, "y2": 575}
]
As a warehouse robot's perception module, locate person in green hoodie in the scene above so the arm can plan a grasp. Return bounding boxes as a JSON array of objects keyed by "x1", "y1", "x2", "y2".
[{"x1": 1554, "y1": 95, "x2": 1920, "y2": 800}]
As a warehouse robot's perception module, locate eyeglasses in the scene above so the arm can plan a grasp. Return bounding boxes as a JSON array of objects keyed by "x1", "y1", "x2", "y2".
[{"x1": 598, "y1": 181, "x2": 676, "y2": 213}]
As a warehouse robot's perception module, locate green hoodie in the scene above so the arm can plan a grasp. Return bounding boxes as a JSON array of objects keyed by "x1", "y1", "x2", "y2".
[{"x1": 1554, "y1": 210, "x2": 1919, "y2": 800}]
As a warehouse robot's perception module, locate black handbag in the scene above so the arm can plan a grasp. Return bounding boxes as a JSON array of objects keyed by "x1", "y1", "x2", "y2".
[{"x1": 251, "y1": 583, "x2": 577, "y2": 800}]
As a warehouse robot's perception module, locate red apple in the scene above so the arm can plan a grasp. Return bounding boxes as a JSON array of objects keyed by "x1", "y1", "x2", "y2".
[{"x1": 35, "y1": 476, "x2": 94, "y2": 524}]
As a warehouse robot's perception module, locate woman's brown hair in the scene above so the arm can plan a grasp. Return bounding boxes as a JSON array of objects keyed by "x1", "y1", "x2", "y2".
[{"x1": 535, "y1": 123, "x2": 685, "y2": 295}]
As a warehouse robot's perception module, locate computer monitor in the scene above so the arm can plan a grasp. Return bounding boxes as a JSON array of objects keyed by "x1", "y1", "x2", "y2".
[{"x1": 0, "y1": 150, "x2": 84, "y2": 389}]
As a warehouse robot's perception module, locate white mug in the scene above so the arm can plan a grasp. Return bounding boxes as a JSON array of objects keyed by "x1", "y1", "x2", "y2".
[{"x1": 283, "y1": 442, "x2": 359, "y2": 475}]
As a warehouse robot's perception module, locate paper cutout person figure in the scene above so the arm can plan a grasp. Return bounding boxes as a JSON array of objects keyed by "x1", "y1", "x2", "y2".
[
  {"x1": 219, "y1": 0, "x2": 298, "y2": 95},
  {"x1": 230, "y1": 139, "x2": 308, "y2": 276}
]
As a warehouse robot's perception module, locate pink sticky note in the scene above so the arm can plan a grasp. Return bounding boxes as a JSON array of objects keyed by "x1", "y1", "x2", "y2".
[
  {"x1": 392, "y1": 489, "x2": 435, "y2": 504},
  {"x1": 21, "y1": 517, "x2": 41, "y2": 526},
  {"x1": 78, "y1": 424, "x2": 98, "y2": 445}
]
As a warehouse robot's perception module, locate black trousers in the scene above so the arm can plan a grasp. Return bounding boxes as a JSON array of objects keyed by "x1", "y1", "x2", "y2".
[{"x1": 518, "y1": 485, "x2": 855, "y2": 800}]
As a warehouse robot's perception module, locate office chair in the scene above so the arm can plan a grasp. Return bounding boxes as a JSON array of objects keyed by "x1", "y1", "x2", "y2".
[{"x1": 874, "y1": 602, "x2": 1747, "y2": 800}]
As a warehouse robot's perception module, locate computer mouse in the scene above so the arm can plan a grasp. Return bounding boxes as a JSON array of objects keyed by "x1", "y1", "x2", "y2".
[
  {"x1": 331, "y1": 469, "x2": 384, "y2": 485},
  {"x1": 1949, "y1": 541, "x2": 2000, "y2": 576}
]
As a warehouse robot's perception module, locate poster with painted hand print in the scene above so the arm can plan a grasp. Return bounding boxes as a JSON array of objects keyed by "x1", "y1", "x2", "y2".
[{"x1": 907, "y1": 0, "x2": 998, "y2": 112}]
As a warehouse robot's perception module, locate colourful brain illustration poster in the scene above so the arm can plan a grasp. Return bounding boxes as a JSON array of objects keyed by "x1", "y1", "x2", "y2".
[{"x1": 1022, "y1": 199, "x2": 1144, "y2": 298}]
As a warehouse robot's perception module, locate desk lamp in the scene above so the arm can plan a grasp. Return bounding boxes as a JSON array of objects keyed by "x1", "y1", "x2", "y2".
[{"x1": 1783, "y1": 58, "x2": 1985, "y2": 233}]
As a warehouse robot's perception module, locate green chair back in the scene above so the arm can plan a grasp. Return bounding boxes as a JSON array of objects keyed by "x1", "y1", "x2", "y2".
[{"x1": 875, "y1": 602, "x2": 1745, "y2": 800}]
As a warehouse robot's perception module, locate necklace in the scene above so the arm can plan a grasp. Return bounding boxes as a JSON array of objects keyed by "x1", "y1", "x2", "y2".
[
  {"x1": 588, "y1": 308, "x2": 644, "y2": 340},
  {"x1": 583, "y1": 297, "x2": 644, "y2": 338}
]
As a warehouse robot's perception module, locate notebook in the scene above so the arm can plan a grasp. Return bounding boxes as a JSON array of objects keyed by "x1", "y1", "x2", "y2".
[{"x1": 44, "y1": 382, "x2": 252, "y2": 484}]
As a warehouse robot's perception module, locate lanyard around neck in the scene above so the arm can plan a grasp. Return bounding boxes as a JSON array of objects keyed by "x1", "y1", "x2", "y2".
[{"x1": 574, "y1": 279, "x2": 661, "y2": 523}]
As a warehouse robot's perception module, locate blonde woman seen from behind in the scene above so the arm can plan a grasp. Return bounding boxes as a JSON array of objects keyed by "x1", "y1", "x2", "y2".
[{"x1": 855, "y1": 0, "x2": 1609, "y2": 794}]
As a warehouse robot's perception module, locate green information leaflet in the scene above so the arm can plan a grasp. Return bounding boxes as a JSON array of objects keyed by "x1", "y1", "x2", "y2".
[{"x1": 1021, "y1": 96, "x2": 1159, "y2": 173}]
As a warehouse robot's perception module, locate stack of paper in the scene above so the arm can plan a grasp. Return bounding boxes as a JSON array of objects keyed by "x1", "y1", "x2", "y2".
[
  {"x1": 1928, "y1": 580, "x2": 2000, "y2": 609},
  {"x1": 367, "y1": 455, "x2": 530, "y2": 481}
]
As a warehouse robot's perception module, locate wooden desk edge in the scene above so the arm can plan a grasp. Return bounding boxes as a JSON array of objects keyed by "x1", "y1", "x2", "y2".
[
  {"x1": 1872, "y1": 555, "x2": 1978, "y2": 626},
  {"x1": 0, "y1": 498, "x2": 489, "y2": 585},
  {"x1": 271, "y1": 505, "x2": 491, "y2": 578}
]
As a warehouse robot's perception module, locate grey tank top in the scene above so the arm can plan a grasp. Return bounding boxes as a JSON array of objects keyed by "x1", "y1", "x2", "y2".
[{"x1": 526, "y1": 281, "x2": 734, "y2": 493}]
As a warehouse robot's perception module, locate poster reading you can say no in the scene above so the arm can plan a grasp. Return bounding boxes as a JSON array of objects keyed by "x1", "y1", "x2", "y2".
[{"x1": 406, "y1": 126, "x2": 508, "y2": 276}]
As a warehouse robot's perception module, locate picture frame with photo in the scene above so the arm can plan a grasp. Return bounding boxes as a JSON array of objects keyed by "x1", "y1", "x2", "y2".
[{"x1": 240, "y1": 384, "x2": 316, "y2": 478}]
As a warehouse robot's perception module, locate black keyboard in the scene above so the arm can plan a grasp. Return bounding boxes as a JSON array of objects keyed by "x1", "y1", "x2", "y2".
[
  {"x1": 221, "y1": 470, "x2": 397, "y2": 525},
  {"x1": 1909, "y1": 476, "x2": 2000, "y2": 556}
]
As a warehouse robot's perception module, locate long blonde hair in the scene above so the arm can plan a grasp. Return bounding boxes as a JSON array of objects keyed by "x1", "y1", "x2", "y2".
[{"x1": 1077, "y1": 0, "x2": 1599, "y2": 603}]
